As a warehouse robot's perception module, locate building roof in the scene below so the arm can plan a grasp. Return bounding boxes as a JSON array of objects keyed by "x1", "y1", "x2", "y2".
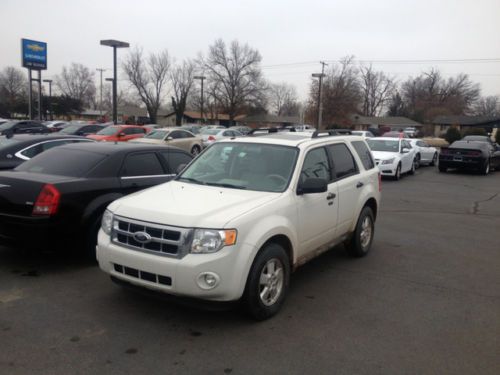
[
  {"x1": 351, "y1": 115, "x2": 422, "y2": 127},
  {"x1": 432, "y1": 115, "x2": 500, "y2": 125},
  {"x1": 241, "y1": 114, "x2": 300, "y2": 124},
  {"x1": 79, "y1": 109, "x2": 106, "y2": 116}
]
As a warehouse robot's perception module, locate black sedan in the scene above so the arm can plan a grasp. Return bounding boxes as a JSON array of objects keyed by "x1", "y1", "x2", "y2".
[
  {"x1": 0, "y1": 134, "x2": 95, "y2": 170},
  {"x1": 439, "y1": 140, "x2": 500, "y2": 174},
  {"x1": 0, "y1": 142, "x2": 193, "y2": 257},
  {"x1": 0, "y1": 120, "x2": 50, "y2": 136}
]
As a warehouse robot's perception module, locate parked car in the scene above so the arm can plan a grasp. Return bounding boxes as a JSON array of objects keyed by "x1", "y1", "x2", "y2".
[
  {"x1": 133, "y1": 127, "x2": 203, "y2": 155},
  {"x1": 0, "y1": 134, "x2": 95, "y2": 170},
  {"x1": 180, "y1": 124, "x2": 203, "y2": 134},
  {"x1": 367, "y1": 137, "x2": 417, "y2": 180},
  {"x1": 462, "y1": 135, "x2": 497, "y2": 147},
  {"x1": 0, "y1": 142, "x2": 194, "y2": 255},
  {"x1": 97, "y1": 131, "x2": 381, "y2": 320},
  {"x1": 293, "y1": 124, "x2": 316, "y2": 133},
  {"x1": 43, "y1": 121, "x2": 70, "y2": 132},
  {"x1": 439, "y1": 140, "x2": 500, "y2": 174},
  {"x1": 59, "y1": 123, "x2": 109, "y2": 136},
  {"x1": 0, "y1": 120, "x2": 50, "y2": 136},
  {"x1": 351, "y1": 130, "x2": 375, "y2": 139},
  {"x1": 230, "y1": 125, "x2": 252, "y2": 135},
  {"x1": 408, "y1": 139, "x2": 438, "y2": 167},
  {"x1": 403, "y1": 127, "x2": 417, "y2": 138},
  {"x1": 200, "y1": 128, "x2": 242, "y2": 148},
  {"x1": 87, "y1": 125, "x2": 148, "y2": 142}
]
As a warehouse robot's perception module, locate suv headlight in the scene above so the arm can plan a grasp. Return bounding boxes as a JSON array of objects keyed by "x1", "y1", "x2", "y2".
[
  {"x1": 101, "y1": 209, "x2": 114, "y2": 235},
  {"x1": 382, "y1": 158, "x2": 395, "y2": 165},
  {"x1": 190, "y1": 229, "x2": 237, "y2": 254}
]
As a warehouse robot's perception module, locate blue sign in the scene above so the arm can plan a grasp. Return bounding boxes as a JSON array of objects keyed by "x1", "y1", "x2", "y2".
[{"x1": 21, "y1": 38, "x2": 47, "y2": 70}]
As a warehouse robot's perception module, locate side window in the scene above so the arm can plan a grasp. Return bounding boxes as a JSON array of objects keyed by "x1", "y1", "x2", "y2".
[
  {"x1": 183, "y1": 131, "x2": 194, "y2": 138},
  {"x1": 351, "y1": 141, "x2": 375, "y2": 170},
  {"x1": 19, "y1": 144, "x2": 43, "y2": 158},
  {"x1": 300, "y1": 147, "x2": 331, "y2": 183},
  {"x1": 169, "y1": 131, "x2": 182, "y2": 139},
  {"x1": 160, "y1": 151, "x2": 192, "y2": 173},
  {"x1": 41, "y1": 140, "x2": 70, "y2": 151},
  {"x1": 120, "y1": 153, "x2": 164, "y2": 177},
  {"x1": 328, "y1": 143, "x2": 359, "y2": 179}
]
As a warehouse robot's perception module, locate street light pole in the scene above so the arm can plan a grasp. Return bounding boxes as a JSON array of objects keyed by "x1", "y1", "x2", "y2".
[
  {"x1": 194, "y1": 75, "x2": 206, "y2": 124},
  {"x1": 42, "y1": 79, "x2": 53, "y2": 120},
  {"x1": 312, "y1": 61, "x2": 327, "y2": 129},
  {"x1": 100, "y1": 39, "x2": 129, "y2": 124}
]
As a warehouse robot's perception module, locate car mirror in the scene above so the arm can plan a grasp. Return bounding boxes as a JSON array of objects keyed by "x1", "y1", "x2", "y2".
[
  {"x1": 297, "y1": 178, "x2": 328, "y2": 195},
  {"x1": 166, "y1": 136, "x2": 173, "y2": 141},
  {"x1": 176, "y1": 163, "x2": 187, "y2": 174},
  {"x1": 401, "y1": 148, "x2": 410, "y2": 154}
]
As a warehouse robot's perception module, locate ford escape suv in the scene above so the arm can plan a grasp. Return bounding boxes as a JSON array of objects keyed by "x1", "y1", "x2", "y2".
[{"x1": 97, "y1": 131, "x2": 381, "y2": 320}]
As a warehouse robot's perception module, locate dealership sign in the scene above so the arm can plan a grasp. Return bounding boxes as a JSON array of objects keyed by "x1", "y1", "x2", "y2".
[{"x1": 21, "y1": 38, "x2": 47, "y2": 70}]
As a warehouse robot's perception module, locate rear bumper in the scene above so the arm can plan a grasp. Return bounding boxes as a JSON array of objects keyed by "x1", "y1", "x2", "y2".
[{"x1": 439, "y1": 158, "x2": 484, "y2": 170}]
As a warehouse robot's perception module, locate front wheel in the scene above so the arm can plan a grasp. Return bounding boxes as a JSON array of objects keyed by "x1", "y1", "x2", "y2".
[
  {"x1": 430, "y1": 152, "x2": 437, "y2": 166},
  {"x1": 345, "y1": 206, "x2": 375, "y2": 257},
  {"x1": 393, "y1": 163, "x2": 401, "y2": 180},
  {"x1": 244, "y1": 243, "x2": 290, "y2": 321},
  {"x1": 191, "y1": 145, "x2": 201, "y2": 156}
]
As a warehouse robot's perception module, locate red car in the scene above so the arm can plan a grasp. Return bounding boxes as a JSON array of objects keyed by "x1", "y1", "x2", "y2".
[{"x1": 87, "y1": 125, "x2": 149, "y2": 142}]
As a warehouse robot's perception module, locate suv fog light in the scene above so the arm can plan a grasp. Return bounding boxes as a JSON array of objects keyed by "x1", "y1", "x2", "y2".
[{"x1": 197, "y1": 272, "x2": 220, "y2": 290}]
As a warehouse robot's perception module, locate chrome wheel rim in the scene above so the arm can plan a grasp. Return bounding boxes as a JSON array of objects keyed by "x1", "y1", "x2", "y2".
[
  {"x1": 192, "y1": 146, "x2": 200, "y2": 155},
  {"x1": 360, "y1": 216, "x2": 372, "y2": 249},
  {"x1": 259, "y1": 258, "x2": 284, "y2": 306}
]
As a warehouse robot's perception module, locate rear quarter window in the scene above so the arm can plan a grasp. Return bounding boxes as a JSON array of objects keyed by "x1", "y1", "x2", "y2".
[{"x1": 351, "y1": 141, "x2": 375, "y2": 170}]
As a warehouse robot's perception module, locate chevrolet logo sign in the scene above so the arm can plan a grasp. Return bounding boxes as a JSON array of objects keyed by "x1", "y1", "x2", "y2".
[{"x1": 27, "y1": 44, "x2": 45, "y2": 52}]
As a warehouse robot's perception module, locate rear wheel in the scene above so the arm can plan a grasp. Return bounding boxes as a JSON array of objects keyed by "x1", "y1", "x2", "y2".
[
  {"x1": 393, "y1": 163, "x2": 401, "y2": 180},
  {"x1": 244, "y1": 243, "x2": 290, "y2": 321},
  {"x1": 430, "y1": 152, "x2": 437, "y2": 166},
  {"x1": 345, "y1": 206, "x2": 375, "y2": 257},
  {"x1": 481, "y1": 159, "x2": 490, "y2": 175},
  {"x1": 84, "y1": 215, "x2": 102, "y2": 261}
]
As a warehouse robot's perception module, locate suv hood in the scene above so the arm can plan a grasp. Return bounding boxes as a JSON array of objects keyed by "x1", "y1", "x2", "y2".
[
  {"x1": 371, "y1": 151, "x2": 399, "y2": 160},
  {"x1": 110, "y1": 180, "x2": 279, "y2": 228}
]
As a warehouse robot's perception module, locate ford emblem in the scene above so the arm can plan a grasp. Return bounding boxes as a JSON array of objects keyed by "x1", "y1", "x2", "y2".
[{"x1": 133, "y1": 231, "x2": 152, "y2": 244}]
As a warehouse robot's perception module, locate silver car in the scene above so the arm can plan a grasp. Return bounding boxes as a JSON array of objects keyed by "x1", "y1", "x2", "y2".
[{"x1": 200, "y1": 128, "x2": 243, "y2": 148}]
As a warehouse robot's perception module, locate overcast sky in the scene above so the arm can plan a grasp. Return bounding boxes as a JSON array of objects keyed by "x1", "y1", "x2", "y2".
[{"x1": 1, "y1": 0, "x2": 499, "y2": 102}]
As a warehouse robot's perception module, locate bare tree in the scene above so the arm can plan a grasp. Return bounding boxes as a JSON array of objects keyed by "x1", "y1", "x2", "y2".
[
  {"x1": 269, "y1": 82, "x2": 299, "y2": 116},
  {"x1": 359, "y1": 65, "x2": 395, "y2": 116},
  {"x1": 122, "y1": 47, "x2": 171, "y2": 124},
  {"x1": 0, "y1": 66, "x2": 28, "y2": 117},
  {"x1": 170, "y1": 60, "x2": 195, "y2": 125},
  {"x1": 473, "y1": 95, "x2": 499, "y2": 116},
  {"x1": 55, "y1": 63, "x2": 96, "y2": 107},
  {"x1": 201, "y1": 39, "x2": 265, "y2": 124}
]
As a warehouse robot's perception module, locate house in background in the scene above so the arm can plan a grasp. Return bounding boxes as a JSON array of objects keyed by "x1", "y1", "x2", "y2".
[
  {"x1": 159, "y1": 111, "x2": 243, "y2": 127},
  {"x1": 431, "y1": 115, "x2": 500, "y2": 137},
  {"x1": 350, "y1": 115, "x2": 423, "y2": 133},
  {"x1": 240, "y1": 114, "x2": 300, "y2": 128}
]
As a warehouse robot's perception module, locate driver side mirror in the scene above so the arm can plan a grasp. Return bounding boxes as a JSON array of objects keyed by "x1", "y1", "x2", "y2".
[
  {"x1": 297, "y1": 178, "x2": 328, "y2": 195},
  {"x1": 401, "y1": 148, "x2": 410, "y2": 154},
  {"x1": 166, "y1": 136, "x2": 173, "y2": 141}
]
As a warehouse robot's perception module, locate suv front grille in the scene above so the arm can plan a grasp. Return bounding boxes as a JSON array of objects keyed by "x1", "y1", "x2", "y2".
[{"x1": 111, "y1": 216, "x2": 192, "y2": 258}]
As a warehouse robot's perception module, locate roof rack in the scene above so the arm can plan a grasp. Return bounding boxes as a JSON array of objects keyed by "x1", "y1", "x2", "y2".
[
  {"x1": 248, "y1": 127, "x2": 297, "y2": 135},
  {"x1": 311, "y1": 129, "x2": 352, "y2": 138}
]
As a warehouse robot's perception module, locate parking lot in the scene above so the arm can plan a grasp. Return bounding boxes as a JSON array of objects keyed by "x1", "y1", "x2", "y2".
[{"x1": 0, "y1": 166, "x2": 499, "y2": 375}]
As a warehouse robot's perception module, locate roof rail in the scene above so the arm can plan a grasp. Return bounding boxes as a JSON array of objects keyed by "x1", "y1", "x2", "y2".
[
  {"x1": 311, "y1": 130, "x2": 339, "y2": 138},
  {"x1": 248, "y1": 127, "x2": 297, "y2": 135}
]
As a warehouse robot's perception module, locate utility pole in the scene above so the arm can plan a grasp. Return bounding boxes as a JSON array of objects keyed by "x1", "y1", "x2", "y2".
[
  {"x1": 194, "y1": 75, "x2": 206, "y2": 124},
  {"x1": 312, "y1": 61, "x2": 327, "y2": 129},
  {"x1": 96, "y1": 68, "x2": 106, "y2": 117},
  {"x1": 43, "y1": 79, "x2": 53, "y2": 120}
]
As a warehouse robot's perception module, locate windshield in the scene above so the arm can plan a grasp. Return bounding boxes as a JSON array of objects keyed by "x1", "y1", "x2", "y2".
[
  {"x1": 15, "y1": 148, "x2": 106, "y2": 177},
  {"x1": 0, "y1": 121, "x2": 17, "y2": 131},
  {"x1": 178, "y1": 142, "x2": 298, "y2": 192},
  {"x1": 367, "y1": 139, "x2": 400, "y2": 152},
  {"x1": 145, "y1": 130, "x2": 168, "y2": 139},
  {"x1": 96, "y1": 126, "x2": 120, "y2": 135}
]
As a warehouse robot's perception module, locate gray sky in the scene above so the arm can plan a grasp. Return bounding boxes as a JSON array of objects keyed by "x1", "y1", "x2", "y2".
[{"x1": 1, "y1": 0, "x2": 499, "y2": 101}]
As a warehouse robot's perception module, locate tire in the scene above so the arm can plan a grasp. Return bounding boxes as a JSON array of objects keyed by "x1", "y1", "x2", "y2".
[
  {"x1": 84, "y1": 215, "x2": 102, "y2": 261},
  {"x1": 345, "y1": 206, "x2": 375, "y2": 258},
  {"x1": 481, "y1": 159, "x2": 490, "y2": 175},
  {"x1": 430, "y1": 152, "x2": 437, "y2": 166},
  {"x1": 244, "y1": 243, "x2": 290, "y2": 321},
  {"x1": 191, "y1": 145, "x2": 201, "y2": 156},
  {"x1": 393, "y1": 163, "x2": 401, "y2": 180},
  {"x1": 408, "y1": 159, "x2": 416, "y2": 175},
  {"x1": 415, "y1": 154, "x2": 421, "y2": 169}
]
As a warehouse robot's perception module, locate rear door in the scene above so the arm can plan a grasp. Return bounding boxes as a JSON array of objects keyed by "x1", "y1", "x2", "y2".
[{"x1": 119, "y1": 151, "x2": 171, "y2": 193}]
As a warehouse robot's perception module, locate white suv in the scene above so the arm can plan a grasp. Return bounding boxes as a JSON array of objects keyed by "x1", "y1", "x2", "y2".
[{"x1": 97, "y1": 132, "x2": 381, "y2": 320}]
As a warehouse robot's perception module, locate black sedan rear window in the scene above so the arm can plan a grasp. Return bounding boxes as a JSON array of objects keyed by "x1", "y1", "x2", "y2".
[{"x1": 15, "y1": 148, "x2": 106, "y2": 177}]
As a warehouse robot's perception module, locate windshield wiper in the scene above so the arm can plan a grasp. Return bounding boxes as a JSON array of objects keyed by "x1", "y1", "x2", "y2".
[
  {"x1": 177, "y1": 177, "x2": 206, "y2": 185},
  {"x1": 204, "y1": 182, "x2": 247, "y2": 190}
]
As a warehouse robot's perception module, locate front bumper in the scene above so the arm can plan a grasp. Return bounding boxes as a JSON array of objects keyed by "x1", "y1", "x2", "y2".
[
  {"x1": 375, "y1": 161, "x2": 397, "y2": 176},
  {"x1": 97, "y1": 230, "x2": 253, "y2": 302}
]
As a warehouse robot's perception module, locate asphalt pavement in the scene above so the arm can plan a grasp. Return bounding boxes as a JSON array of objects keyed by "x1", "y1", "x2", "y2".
[{"x1": 0, "y1": 166, "x2": 499, "y2": 375}]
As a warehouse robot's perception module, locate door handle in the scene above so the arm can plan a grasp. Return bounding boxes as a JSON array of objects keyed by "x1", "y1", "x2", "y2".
[
  {"x1": 356, "y1": 181, "x2": 364, "y2": 188},
  {"x1": 326, "y1": 192, "x2": 336, "y2": 200}
]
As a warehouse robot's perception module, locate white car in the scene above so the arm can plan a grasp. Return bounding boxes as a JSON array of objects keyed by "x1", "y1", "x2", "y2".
[
  {"x1": 199, "y1": 128, "x2": 242, "y2": 148},
  {"x1": 408, "y1": 139, "x2": 438, "y2": 167},
  {"x1": 294, "y1": 124, "x2": 316, "y2": 133},
  {"x1": 97, "y1": 133, "x2": 381, "y2": 320},
  {"x1": 367, "y1": 137, "x2": 417, "y2": 180}
]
